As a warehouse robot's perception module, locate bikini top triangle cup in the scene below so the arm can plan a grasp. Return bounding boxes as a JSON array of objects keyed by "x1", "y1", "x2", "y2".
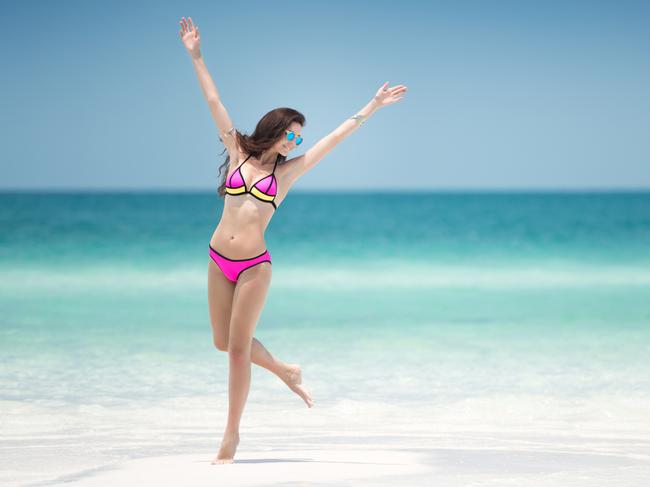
[{"x1": 225, "y1": 153, "x2": 278, "y2": 210}]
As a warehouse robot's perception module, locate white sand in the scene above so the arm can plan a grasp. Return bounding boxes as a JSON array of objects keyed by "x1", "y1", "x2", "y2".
[
  {"x1": 57, "y1": 442, "x2": 650, "y2": 487},
  {"x1": 63, "y1": 448, "x2": 432, "y2": 486},
  {"x1": 6, "y1": 395, "x2": 650, "y2": 485}
]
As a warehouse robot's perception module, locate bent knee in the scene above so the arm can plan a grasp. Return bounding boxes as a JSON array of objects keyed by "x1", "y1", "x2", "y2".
[{"x1": 213, "y1": 337, "x2": 228, "y2": 352}]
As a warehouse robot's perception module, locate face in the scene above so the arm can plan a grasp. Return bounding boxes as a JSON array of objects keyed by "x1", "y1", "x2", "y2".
[{"x1": 275, "y1": 122, "x2": 303, "y2": 157}]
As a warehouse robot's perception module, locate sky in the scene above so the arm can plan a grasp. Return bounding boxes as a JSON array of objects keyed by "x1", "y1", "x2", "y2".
[{"x1": 1, "y1": 0, "x2": 649, "y2": 191}]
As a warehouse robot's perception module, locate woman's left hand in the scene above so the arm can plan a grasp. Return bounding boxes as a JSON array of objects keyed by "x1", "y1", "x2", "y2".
[{"x1": 373, "y1": 82, "x2": 408, "y2": 108}]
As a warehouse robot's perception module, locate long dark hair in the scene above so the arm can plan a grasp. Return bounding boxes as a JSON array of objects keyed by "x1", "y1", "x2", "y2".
[{"x1": 216, "y1": 107, "x2": 306, "y2": 197}]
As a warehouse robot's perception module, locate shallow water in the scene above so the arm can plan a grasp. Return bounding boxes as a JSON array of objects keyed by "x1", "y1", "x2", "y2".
[{"x1": 1, "y1": 191, "x2": 649, "y2": 486}]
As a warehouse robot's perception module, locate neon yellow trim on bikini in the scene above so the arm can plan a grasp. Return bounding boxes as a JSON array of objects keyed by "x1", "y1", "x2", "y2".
[
  {"x1": 225, "y1": 186, "x2": 246, "y2": 195},
  {"x1": 250, "y1": 186, "x2": 275, "y2": 202}
]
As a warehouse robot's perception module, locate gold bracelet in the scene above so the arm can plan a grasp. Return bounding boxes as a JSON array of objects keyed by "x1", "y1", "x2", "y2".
[
  {"x1": 350, "y1": 114, "x2": 367, "y2": 125},
  {"x1": 218, "y1": 127, "x2": 236, "y2": 143}
]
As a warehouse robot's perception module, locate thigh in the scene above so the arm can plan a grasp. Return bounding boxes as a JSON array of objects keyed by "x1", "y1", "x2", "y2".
[
  {"x1": 229, "y1": 262, "x2": 272, "y2": 351},
  {"x1": 207, "y1": 257, "x2": 236, "y2": 350}
]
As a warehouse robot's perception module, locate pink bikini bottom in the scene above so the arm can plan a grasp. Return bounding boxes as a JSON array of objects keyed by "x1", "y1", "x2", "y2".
[{"x1": 209, "y1": 244, "x2": 272, "y2": 283}]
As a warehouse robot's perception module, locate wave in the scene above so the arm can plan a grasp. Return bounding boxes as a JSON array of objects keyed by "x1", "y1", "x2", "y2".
[{"x1": 2, "y1": 260, "x2": 650, "y2": 293}]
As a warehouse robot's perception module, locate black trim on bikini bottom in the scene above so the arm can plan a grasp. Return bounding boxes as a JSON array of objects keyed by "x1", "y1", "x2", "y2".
[
  {"x1": 208, "y1": 252, "x2": 237, "y2": 282},
  {"x1": 209, "y1": 244, "x2": 269, "y2": 261},
  {"x1": 236, "y1": 259, "x2": 272, "y2": 281}
]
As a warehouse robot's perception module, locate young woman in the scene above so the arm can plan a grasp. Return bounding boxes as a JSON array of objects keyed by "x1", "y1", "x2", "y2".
[{"x1": 179, "y1": 16, "x2": 407, "y2": 464}]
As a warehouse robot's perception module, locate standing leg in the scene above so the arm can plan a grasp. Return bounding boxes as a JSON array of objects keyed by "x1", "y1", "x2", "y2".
[{"x1": 213, "y1": 261, "x2": 272, "y2": 464}]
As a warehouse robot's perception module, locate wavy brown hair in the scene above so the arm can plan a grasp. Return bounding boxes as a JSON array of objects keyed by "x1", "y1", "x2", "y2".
[{"x1": 216, "y1": 107, "x2": 306, "y2": 197}]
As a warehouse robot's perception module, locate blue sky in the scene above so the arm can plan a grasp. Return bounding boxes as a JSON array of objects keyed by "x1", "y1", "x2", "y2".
[{"x1": 1, "y1": 0, "x2": 649, "y2": 190}]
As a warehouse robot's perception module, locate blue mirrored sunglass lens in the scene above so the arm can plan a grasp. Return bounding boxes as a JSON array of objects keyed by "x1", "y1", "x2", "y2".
[
  {"x1": 286, "y1": 132, "x2": 295, "y2": 141},
  {"x1": 295, "y1": 137, "x2": 303, "y2": 145}
]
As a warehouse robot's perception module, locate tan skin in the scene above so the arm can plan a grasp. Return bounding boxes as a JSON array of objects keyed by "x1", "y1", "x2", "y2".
[
  {"x1": 207, "y1": 124, "x2": 310, "y2": 465},
  {"x1": 179, "y1": 15, "x2": 407, "y2": 464}
]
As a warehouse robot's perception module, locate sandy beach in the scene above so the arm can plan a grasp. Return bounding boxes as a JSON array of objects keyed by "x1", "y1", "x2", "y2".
[
  {"x1": 61, "y1": 448, "x2": 429, "y2": 486},
  {"x1": 51, "y1": 440, "x2": 650, "y2": 487}
]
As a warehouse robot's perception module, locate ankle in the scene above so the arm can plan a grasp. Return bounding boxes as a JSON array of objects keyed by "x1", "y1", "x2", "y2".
[{"x1": 224, "y1": 429, "x2": 240, "y2": 439}]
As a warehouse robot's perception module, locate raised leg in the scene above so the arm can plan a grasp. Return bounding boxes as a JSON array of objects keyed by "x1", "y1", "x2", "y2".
[{"x1": 208, "y1": 258, "x2": 313, "y2": 408}]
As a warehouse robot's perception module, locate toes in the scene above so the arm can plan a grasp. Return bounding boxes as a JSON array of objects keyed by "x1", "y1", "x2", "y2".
[
  {"x1": 212, "y1": 458, "x2": 234, "y2": 464},
  {"x1": 295, "y1": 385, "x2": 313, "y2": 406}
]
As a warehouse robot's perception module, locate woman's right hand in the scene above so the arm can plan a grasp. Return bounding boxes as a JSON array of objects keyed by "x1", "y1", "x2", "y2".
[{"x1": 179, "y1": 17, "x2": 201, "y2": 58}]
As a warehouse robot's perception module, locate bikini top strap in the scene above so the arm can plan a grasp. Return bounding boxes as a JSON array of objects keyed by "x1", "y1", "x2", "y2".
[
  {"x1": 241, "y1": 153, "x2": 253, "y2": 166},
  {"x1": 240, "y1": 153, "x2": 276, "y2": 176},
  {"x1": 233, "y1": 153, "x2": 252, "y2": 172}
]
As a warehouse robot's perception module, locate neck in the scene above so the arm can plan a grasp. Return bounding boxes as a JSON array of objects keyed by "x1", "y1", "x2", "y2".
[{"x1": 258, "y1": 148, "x2": 277, "y2": 167}]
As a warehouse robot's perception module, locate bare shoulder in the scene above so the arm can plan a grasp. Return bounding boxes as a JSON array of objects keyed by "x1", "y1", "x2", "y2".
[
  {"x1": 222, "y1": 148, "x2": 242, "y2": 181},
  {"x1": 221, "y1": 129, "x2": 242, "y2": 166},
  {"x1": 226, "y1": 138, "x2": 243, "y2": 169},
  {"x1": 274, "y1": 155, "x2": 302, "y2": 197},
  {"x1": 277, "y1": 154, "x2": 304, "y2": 178}
]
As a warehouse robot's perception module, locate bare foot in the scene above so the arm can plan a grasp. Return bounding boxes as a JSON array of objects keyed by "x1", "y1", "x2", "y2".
[
  {"x1": 283, "y1": 363, "x2": 314, "y2": 408},
  {"x1": 211, "y1": 432, "x2": 240, "y2": 464}
]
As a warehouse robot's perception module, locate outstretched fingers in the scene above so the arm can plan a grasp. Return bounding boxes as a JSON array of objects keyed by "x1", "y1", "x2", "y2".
[
  {"x1": 390, "y1": 85, "x2": 407, "y2": 102},
  {"x1": 179, "y1": 16, "x2": 199, "y2": 39},
  {"x1": 180, "y1": 17, "x2": 192, "y2": 34}
]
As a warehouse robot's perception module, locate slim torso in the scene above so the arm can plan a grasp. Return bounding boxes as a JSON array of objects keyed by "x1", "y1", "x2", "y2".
[{"x1": 210, "y1": 149, "x2": 290, "y2": 258}]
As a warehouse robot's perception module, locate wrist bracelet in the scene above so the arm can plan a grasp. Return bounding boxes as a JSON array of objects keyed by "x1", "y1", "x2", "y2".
[
  {"x1": 350, "y1": 114, "x2": 367, "y2": 125},
  {"x1": 219, "y1": 127, "x2": 236, "y2": 142}
]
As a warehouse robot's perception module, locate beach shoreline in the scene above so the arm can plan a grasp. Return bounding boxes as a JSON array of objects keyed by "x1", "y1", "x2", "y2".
[{"x1": 40, "y1": 440, "x2": 650, "y2": 487}]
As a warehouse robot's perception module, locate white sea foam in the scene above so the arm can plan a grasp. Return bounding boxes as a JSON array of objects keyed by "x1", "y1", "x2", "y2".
[{"x1": 2, "y1": 261, "x2": 650, "y2": 294}]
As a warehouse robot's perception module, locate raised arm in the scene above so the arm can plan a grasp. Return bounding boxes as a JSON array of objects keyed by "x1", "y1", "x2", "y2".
[
  {"x1": 284, "y1": 82, "x2": 408, "y2": 185},
  {"x1": 179, "y1": 17, "x2": 238, "y2": 158}
]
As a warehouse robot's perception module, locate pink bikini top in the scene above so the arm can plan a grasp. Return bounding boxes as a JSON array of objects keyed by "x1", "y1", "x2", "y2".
[{"x1": 225, "y1": 153, "x2": 278, "y2": 210}]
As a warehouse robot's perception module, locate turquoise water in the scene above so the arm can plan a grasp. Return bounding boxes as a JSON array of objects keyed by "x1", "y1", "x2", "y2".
[{"x1": 1, "y1": 191, "x2": 649, "y2": 485}]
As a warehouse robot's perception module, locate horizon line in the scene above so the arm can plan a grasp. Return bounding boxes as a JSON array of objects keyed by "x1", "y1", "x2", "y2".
[{"x1": 2, "y1": 187, "x2": 650, "y2": 194}]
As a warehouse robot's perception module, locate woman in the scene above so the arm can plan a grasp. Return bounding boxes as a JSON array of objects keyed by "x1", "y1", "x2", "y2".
[{"x1": 179, "y1": 16, "x2": 407, "y2": 464}]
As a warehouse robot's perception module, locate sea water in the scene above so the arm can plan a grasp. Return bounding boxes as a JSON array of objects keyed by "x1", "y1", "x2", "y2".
[{"x1": 1, "y1": 191, "x2": 649, "y2": 485}]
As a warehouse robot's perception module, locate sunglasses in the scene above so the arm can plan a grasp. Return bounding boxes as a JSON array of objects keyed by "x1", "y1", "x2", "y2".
[{"x1": 285, "y1": 130, "x2": 303, "y2": 146}]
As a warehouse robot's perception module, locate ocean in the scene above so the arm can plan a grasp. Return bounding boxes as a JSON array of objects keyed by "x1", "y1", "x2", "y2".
[{"x1": 1, "y1": 190, "x2": 649, "y2": 485}]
